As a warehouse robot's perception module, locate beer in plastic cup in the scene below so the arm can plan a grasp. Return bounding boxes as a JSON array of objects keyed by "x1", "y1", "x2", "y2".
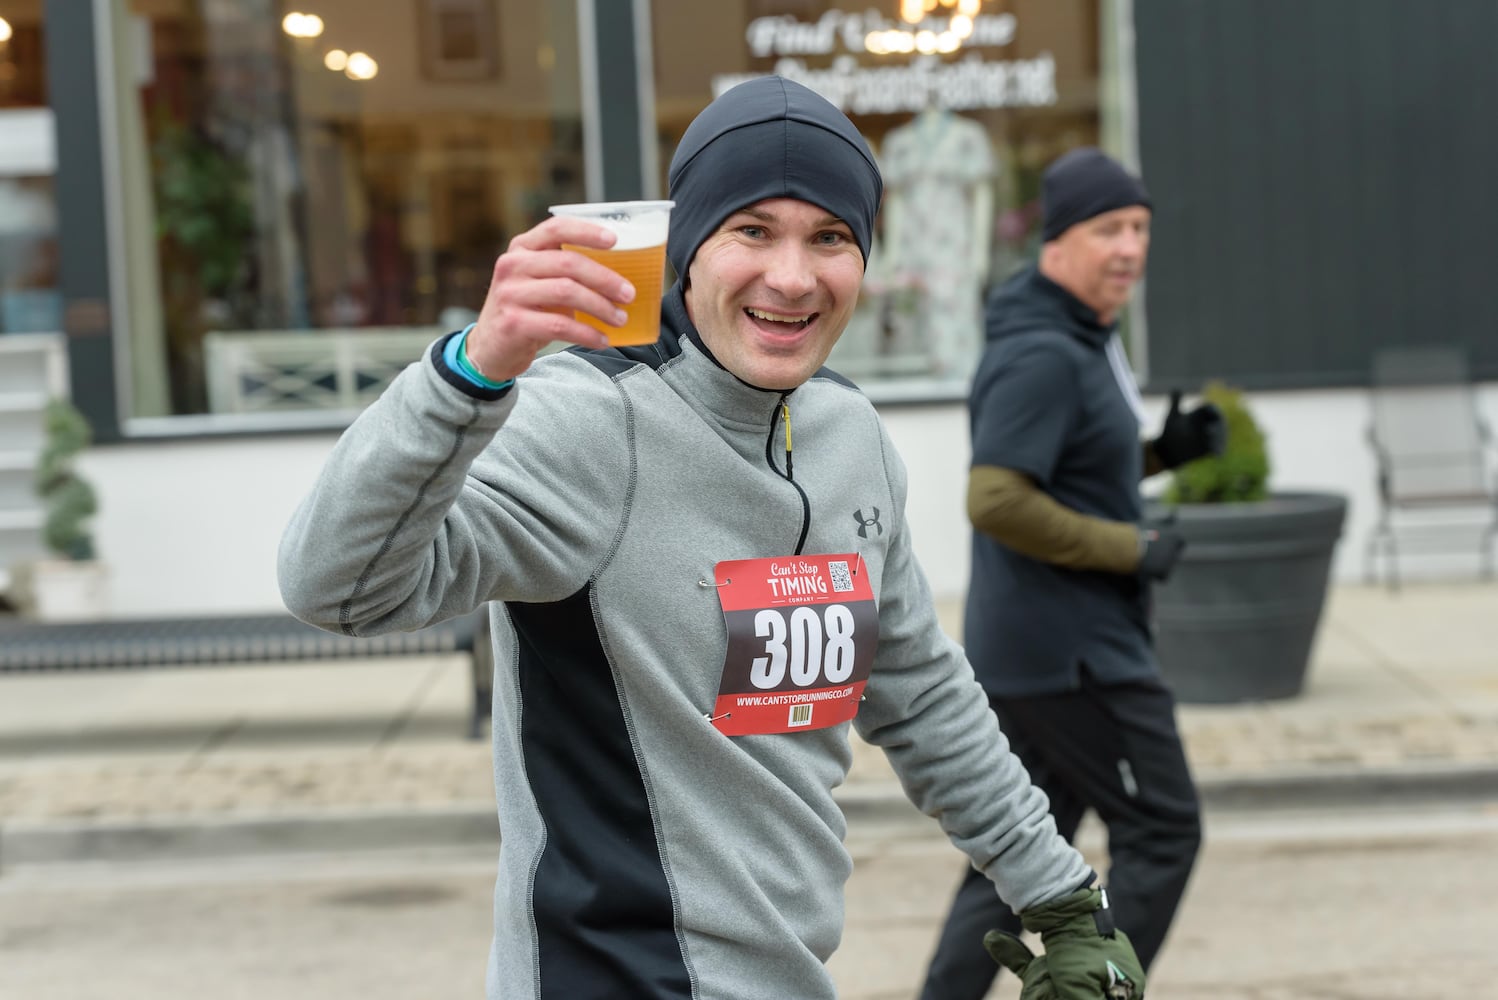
[{"x1": 548, "y1": 200, "x2": 673, "y2": 346}]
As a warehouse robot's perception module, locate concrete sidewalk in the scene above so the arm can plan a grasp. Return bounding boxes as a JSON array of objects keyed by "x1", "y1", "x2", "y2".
[{"x1": 2, "y1": 583, "x2": 1496, "y2": 864}]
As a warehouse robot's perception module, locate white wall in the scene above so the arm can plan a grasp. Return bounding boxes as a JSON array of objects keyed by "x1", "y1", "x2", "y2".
[
  {"x1": 81, "y1": 435, "x2": 340, "y2": 618},
  {"x1": 883, "y1": 384, "x2": 1498, "y2": 597},
  {"x1": 81, "y1": 384, "x2": 1498, "y2": 618}
]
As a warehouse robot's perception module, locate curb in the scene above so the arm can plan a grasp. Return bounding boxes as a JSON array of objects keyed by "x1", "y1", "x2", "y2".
[
  {"x1": 1196, "y1": 761, "x2": 1498, "y2": 811},
  {"x1": 0, "y1": 805, "x2": 500, "y2": 869},
  {"x1": 840, "y1": 760, "x2": 1498, "y2": 822},
  {"x1": 5, "y1": 763, "x2": 1498, "y2": 869},
  {"x1": 842, "y1": 762, "x2": 1498, "y2": 817}
]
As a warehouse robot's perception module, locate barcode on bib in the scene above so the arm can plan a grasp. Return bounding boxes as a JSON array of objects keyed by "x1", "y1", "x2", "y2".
[
  {"x1": 828, "y1": 560, "x2": 853, "y2": 593},
  {"x1": 788, "y1": 704, "x2": 814, "y2": 728}
]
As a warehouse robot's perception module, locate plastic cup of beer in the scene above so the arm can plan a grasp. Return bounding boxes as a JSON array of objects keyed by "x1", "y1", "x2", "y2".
[{"x1": 548, "y1": 200, "x2": 673, "y2": 346}]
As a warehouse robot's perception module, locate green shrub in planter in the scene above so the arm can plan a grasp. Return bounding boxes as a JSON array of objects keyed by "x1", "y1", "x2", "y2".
[
  {"x1": 1163, "y1": 382, "x2": 1270, "y2": 504},
  {"x1": 35, "y1": 399, "x2": 98, "y2": 562},
  {"x1": 1150, "y1": 382, "x2": 1347, "y2": 703}
]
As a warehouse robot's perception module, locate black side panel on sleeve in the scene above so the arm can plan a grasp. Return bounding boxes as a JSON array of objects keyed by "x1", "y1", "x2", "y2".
[{"x1": 509, "y1": 586, "x2": 692, "y2": 1000}]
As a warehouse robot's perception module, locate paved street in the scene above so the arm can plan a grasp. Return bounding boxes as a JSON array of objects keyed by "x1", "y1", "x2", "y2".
[
  {"x1": 2, "y1": 583, "x2": 1496, "y2": 998},
  {"x1": 4, "y1": 584, "x2": 1498, "y2": 852},
  {"x1": 3, "y1": 800, "x2": 1497, "y2": 999}
]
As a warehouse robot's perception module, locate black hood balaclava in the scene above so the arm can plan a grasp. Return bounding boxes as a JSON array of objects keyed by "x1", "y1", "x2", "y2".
[
  {"x1": 984, "y1": 266, "x2": 1113, "y2": 348},
  {"x1": 666, "y1": 77, "x2": 882, "y2": 281},
  {"x1": 1040, "y1": 147, "x2": 1151, "y2": 242}
]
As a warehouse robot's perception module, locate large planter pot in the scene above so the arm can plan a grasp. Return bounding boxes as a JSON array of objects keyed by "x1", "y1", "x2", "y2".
[
  {"x1": 15, "y1": 559, "x2": 112, "y2": 622},
  {"x1": 1145, "y1": 492, "x2": 1348, "y2": 704}
]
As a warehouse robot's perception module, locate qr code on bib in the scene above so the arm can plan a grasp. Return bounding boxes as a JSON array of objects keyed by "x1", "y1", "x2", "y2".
[{"x1": 829, "y1": 560, "x2": 853, "y2": 593}]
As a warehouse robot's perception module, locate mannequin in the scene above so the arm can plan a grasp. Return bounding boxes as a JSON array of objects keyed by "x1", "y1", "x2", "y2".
[{"x1": 878, "y1": 104, "x2": 995, "y2": 378}]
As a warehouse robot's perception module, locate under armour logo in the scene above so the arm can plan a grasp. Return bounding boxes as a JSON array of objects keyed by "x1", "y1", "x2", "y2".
[{"x1": 854, "y1": 507, "x2": 883, "y2": 538}]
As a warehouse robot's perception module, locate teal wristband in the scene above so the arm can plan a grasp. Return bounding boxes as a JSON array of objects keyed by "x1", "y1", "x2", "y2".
[{"x1": 449, "y1": 324, "x2": 514, "y2": 390}]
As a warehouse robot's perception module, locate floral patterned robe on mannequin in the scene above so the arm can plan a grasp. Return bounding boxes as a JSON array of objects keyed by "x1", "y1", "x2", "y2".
[{"x1": 879, "y1": 108, "x2": 997, "y2": 379}]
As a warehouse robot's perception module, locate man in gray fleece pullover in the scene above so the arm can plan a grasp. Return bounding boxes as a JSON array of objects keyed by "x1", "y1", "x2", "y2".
[{"x1": 279, "y1": 77, "x2": 1143, "y2": 1000}]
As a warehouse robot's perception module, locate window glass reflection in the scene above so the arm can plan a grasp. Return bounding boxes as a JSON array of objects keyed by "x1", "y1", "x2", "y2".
[
  {"x1": 651, "y1": 0, "x2": 1105, "y2": 393},
  {"x1": 0, "y1": 3, "x2": 59, "y2": 337},
  {"x1": 122, "y1": 0, "x2": 583, "y2": 417}
]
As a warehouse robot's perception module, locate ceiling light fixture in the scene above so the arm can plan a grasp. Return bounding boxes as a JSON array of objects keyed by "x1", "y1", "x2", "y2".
[
  {"x1": 281, "y1": 12, "x2": 325, "y2": 39},
  {"x1": 868, "y1": 0, "x2": 985, "y2": 56},
  {"x1": 344, "y1": 52, "x2": 378, "y2": 81}
]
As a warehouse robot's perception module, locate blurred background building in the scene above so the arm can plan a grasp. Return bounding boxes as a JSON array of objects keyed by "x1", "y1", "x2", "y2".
[{"x1": 1, "y1": 0, "x2": 1495, "y2": 618}]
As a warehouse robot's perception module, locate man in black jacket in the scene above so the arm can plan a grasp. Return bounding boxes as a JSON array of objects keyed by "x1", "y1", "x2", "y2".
[{"x1": 917, "y1": 148, "x2": 1224, "y2": 1000}]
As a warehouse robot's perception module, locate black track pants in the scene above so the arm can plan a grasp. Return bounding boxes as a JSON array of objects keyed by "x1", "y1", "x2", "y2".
[{"x1": 917, "y1": 672, "x2": 1202, "y2": 1000}]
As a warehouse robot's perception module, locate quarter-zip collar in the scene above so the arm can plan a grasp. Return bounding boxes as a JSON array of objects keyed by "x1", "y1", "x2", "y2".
[{"x1": 655, "y1": 282, "x2": 812, "y2": 554}]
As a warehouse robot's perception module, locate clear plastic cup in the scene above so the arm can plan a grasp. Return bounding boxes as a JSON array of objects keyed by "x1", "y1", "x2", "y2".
[{"x1": 548, "y1": 200, "x2": 674, "y2": 346}]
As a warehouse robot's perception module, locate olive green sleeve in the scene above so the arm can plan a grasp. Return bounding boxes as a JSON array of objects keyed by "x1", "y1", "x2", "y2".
[
  {"x1": 967, "y1": 465, "x2": 1143, "y2": 573},
  {"x1": 1142, "y1": 440, "x2": 1165, "y2": 478}
]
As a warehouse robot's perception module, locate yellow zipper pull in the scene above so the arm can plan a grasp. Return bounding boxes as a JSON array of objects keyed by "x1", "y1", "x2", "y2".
[{"x1": 782, "y1": 402, "x2": 792, "y2": 454}]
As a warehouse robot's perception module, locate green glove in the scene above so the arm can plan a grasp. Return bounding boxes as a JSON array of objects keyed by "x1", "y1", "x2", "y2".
[
  {"x1": 984, "y1": 888, "x2": 1145, "y2": 1000},
  {"x1": 982, "y1": 932, "x2": 1054, "y2": 1000}
]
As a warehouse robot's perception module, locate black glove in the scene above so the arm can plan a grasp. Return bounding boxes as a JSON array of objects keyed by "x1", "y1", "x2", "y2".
[
  {"x1": 1152, "y1": 390, "x2": 1227, "y2": 469},
  {"x1": 1138, "y1": 528, "x2": 1186, "y2": 581}
]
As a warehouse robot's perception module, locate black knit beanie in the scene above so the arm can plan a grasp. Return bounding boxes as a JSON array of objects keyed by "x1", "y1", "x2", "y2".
[
  {"x1": 666, "y1": 77, "x2": 882, "y2": 279},
  {"x1": 1041, "y1": 147, "x2": 1152, "y2": 242}
]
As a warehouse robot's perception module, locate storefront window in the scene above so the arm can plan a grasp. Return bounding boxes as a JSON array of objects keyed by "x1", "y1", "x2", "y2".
[
  {"x1": 0, "y1": 2, "x2": 61, "y2": 337},
  {"x1": 115, "y1": 0, "x2": 585, "y2": 419},
  {"x1": 650, "y1": 0, "x2": 1108, "y2": 397}
]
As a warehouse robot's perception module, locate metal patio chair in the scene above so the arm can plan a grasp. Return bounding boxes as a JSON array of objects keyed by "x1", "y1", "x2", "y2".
[{"x1": 1365, "y1": 346, "x2": 1498, "y2": 589}]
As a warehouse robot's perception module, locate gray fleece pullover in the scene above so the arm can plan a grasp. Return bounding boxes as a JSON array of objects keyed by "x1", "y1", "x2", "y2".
[{"x1": 278, "y1": 296, "x2": 1090, "y2": 999}]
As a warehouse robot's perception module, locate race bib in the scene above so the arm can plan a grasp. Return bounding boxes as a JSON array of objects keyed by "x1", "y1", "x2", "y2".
[{"x1": 708, "y1": 554, "x2": 878, "y2": 736}]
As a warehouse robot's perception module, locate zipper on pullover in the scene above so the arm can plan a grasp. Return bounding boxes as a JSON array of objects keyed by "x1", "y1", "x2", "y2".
[{"x1": 766, "y1": 393, "x2": 811, "y2": 555}]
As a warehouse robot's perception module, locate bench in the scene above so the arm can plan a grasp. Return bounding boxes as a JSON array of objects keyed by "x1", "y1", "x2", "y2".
[{"x1": 0, "y1": 609, "x2": 495, "y2": 739}]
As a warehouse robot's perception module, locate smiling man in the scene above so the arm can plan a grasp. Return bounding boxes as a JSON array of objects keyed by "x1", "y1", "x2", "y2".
[
  {"x1": 683, "y1": 200, "x2": 862, "y2": 389},
  {"x1": 919, "y1": 148, "x2": 1224, "y2": 1000},
  {"x1": 279, "y1": 80, "x2": 1142, "y2": 1000}
]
